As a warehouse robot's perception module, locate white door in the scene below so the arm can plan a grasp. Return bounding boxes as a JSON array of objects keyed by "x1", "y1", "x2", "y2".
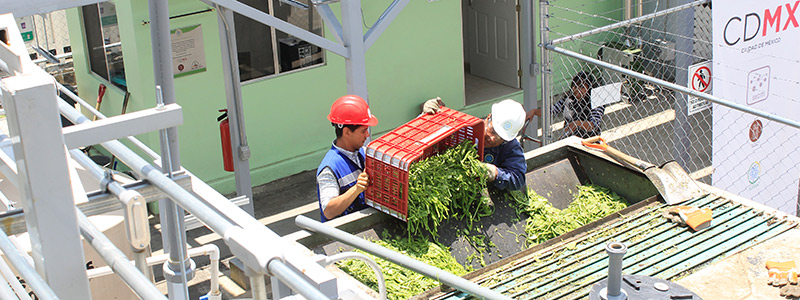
[{"x1": 466, "y1": 0, "x2": 519, "y2": 88}]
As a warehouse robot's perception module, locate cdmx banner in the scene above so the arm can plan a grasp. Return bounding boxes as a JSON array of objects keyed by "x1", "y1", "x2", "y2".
[{"x1": 712, "y1": 0, "x2": 800, "y2": 215}]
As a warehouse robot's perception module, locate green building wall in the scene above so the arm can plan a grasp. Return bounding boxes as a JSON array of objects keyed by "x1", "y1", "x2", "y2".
[
  {"x1": 66, "y1": 0, "x2": 622, "y2": 195},
  {"x1": 66, "y1": 0, "x2": 473, "y2": 194}
]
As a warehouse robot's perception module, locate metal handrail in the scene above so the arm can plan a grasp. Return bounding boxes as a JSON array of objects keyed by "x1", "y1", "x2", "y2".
[
  {"x1": 76, "y1": 210, "x2": 167, "y2": 300},
  {"x1": 57, "y1": 84, "x2": 161, "y2": 160},
  {"x1": 0, "y1": 227, "x2": 59, "y2": 300},
  {"x1": 295, "y1": 215, "x2": 513, "y2": 300}
]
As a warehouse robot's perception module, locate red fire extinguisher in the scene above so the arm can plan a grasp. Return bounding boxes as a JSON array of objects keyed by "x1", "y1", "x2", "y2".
[{"x1": 218, "y1": 109, "x2": 234, "y2": 172}]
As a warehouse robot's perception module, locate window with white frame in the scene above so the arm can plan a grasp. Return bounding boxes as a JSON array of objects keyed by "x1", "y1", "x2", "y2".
[
  {"x1": 82, "y1": 1, "x2": 127, "y2": 90},
  {"x1": 234, "y1": 0, "x2": 325, "y2": 82}
]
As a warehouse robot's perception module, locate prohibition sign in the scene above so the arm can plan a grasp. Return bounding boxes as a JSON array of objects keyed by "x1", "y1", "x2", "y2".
[{"x1": 692, "y1": 66, "x2": 711, "y2": 92}]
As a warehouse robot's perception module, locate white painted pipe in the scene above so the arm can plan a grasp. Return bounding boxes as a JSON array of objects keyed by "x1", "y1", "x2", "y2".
[
  {"x1": 0, "y1": 255, "x2": 32, "y2": 300},
  {"x1": 85, "y1": 244, "x2": 221, "y2": 297}
]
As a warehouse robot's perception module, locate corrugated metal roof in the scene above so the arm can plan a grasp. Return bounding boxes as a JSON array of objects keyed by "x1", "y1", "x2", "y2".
[{"x1": 434, "y1": 194, "x2": 799, "y2": 299}]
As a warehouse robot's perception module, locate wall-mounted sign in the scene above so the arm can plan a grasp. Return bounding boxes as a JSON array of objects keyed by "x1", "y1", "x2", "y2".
[
  {"x1": 171, "y1": 24, "x2": 206, "y2": 78},
  {"x1": 687, "y1": 61, "x2": 711, "y2": 116}
]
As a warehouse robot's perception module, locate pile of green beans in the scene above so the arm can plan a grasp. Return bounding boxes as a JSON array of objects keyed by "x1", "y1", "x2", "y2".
[
  {"x1": 406, "y1": 140, "x2": 490, "y2": 237},
  {"x1": 337, "y1": 231, "x2": 470, "y2": 300},
  {"x1": 512, "y1": 184, "x2": 628, "y2": 246}
]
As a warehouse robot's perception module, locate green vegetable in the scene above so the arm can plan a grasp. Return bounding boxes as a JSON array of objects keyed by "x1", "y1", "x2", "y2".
[
  {"x1": 510, "y1": 184, "x2": 628, "y2": 247},
  {"x1": 337, "y1": 231, "x2": 470, "y2": 300},
  {"x1": 406, "y1": 140, "x2": 490, "y2": 237}
]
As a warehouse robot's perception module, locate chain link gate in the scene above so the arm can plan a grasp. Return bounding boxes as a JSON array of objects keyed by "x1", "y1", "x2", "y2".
[
  {"x1": 17, "y1": 9, "x2": 75, "y2": 87},
  {"x1": 538, "y1": 0, "x2": 800, "y2": 215}
]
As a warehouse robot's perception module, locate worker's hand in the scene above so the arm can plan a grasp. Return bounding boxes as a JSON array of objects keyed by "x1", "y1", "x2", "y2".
[
  {"x1": 526, "y1": 108, "x2": 541, "y2": 122},
  {"x1": 484, "y1": 163, "x2": 498, "y2": 181},
  {"x1": 354, "y1": 172, "x2": 369, "y2": 193},
  {"x1": 422, "y1": 97, "x2": 445, "y2": 114}
]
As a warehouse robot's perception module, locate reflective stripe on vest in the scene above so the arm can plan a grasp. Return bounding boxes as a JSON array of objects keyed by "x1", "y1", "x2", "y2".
[{"x1": 316, "y1": 145, "x2": 368, "y2": 222}]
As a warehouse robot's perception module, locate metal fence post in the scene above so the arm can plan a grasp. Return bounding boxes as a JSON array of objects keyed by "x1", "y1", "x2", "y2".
[
  {"x1": 521, "y1": 0, "x2": 539, "y2": 150},
  {"x1": 148, "y1": 0, "x2": 194, "y2": 298},
  {"x1": 671, "y1": 0, "x2": 694, "y2": 168},
  {"x1": 540, "y1": 0, "x2": 553, "y2": 145}
]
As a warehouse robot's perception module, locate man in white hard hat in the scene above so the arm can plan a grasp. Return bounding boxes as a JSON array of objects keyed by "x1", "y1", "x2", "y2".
[{"x1": 422, "y1": 98, "x2": 527, "y2": 191}]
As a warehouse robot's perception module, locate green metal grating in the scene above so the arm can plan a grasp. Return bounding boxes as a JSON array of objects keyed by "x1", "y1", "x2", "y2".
[{"x1": 433, "y1": 194, "x2": 799, "y2": 299}]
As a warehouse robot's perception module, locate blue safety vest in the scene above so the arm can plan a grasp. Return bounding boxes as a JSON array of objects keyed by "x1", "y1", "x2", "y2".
[{"x1": 316, "y1": 145, "x2": 368, "y2": 222}]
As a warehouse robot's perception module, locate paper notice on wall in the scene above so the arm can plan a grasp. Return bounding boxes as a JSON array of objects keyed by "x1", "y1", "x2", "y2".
[
  {"x1": 171, "y1": 24, "x2": 206, "y2": 78},
  {"x1": 712, "y1": 0, "x2": 800, "y2": 215}
]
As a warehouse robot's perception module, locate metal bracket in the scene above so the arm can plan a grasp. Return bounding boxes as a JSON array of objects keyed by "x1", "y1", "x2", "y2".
[
  {"x1": 531, "y1": 63, "x2": 540, "y2": 75},
  {"x1": 99, "y1": 169, "x2": 113, "y2": 194},
  {"x1": 239, "y1": 145, "x2": 251, "y2": 160}
]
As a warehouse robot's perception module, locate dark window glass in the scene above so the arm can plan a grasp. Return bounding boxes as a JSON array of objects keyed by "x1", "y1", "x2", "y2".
[
  {"x1": 234, "y1": 0, "x2": 324, "y2": 82},
  {"x1": 82, "y1": 2, "x2": 126, "y2": 90}
]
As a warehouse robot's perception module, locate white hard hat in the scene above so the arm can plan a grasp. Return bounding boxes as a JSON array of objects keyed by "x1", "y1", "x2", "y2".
[{"x1": 491, "y1": 99, "x2": 526, "y2": 141}]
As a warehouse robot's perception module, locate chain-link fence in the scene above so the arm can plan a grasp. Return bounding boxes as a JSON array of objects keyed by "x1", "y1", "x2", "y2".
[
  {"x1": 16, "y1": 10, "x2": 75, "y2": 87},
  {"x1": 539, "y1": 0, "x2": 800, "y2": 215}
]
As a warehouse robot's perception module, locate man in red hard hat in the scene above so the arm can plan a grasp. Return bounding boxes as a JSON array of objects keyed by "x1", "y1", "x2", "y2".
[{"x1": 316, "y1": 95, "x2": 379, "y2": 222}]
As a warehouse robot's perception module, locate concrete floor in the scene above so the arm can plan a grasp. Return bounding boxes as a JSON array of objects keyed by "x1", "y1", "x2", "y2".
[{"x1": 677, "y1": 228, "x2": 800, "y2": 300}]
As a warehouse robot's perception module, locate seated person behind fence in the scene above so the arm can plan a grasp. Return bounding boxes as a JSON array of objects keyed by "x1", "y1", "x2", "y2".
[
  {"x1": 421, "y1": 98, "x2": 527, "y2": 191},
  {"x1": 316, "y1": 95, "x2": 378, "y2": 222},
  {"x1": 526, "y1": 71, "x2": 604, "y2": 139}
]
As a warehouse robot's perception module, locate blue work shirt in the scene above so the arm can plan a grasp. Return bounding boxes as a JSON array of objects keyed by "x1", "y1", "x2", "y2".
[{"x1": 483, "y1": 139, "x2": 527, "y2": 191}]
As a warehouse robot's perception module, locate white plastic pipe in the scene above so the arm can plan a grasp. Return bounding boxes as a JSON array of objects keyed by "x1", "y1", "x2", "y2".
[{"x1": 85, "y1": 244, "x2": 221, "y2": 297}]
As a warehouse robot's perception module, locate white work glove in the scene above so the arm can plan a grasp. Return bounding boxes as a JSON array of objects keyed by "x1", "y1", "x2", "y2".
[
  {"x1": 484, "y1": 163, "x2": 498, "y2": 181},
  {"x1": 422, "y1": 97, "x2": 444, "y2": 114}
]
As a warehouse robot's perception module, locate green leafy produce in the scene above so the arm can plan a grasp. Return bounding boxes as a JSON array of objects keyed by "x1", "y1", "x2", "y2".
[
  {"x1": 337, "y1": 231, "x2": 470, "y2": 300},
  {"x1": 512, "y1": 184, "x2": 628, "y2": 246},
  {"x1": 406, "y1": 140, "x2": 491, "y2": 237}
]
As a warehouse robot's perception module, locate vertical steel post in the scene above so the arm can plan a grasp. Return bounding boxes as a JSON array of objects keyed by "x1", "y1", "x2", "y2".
[
  {"x1": 216, "y1": 6, "x2": 255, "y2": 214},
  {"x1": 341, "y1": 0, "x2": 369, "y2": 101},
  {"x1": 671, "y1": 0, "x2": 693, "y2": 169},
  {"x1": 1, "y1": 74, "x2": 92, "y2": 299},
  {"x1": 521, "y1": 0, "x2": 539, "y2": 150},
  {"x1": 148, "y1": 0, "x2": 194, "y2": 299},
  {"x1": 539, "y1": 0, "x2": 553, "y2": 145}
]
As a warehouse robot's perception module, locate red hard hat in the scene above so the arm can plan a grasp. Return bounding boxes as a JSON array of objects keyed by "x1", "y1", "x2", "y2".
[{"x1": 328, "y1": 95, "x2": 378, "y2": 126}]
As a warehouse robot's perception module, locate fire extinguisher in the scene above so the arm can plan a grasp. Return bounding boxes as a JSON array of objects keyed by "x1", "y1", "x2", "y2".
[{"x1": 218, "y1": 109, "x2": 234, "y2": 172}]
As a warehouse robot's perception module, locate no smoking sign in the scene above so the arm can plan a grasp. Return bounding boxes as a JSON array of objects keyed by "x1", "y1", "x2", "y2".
[{"x1": 687, "y1": 61, "x2": 712, "y2": 116}]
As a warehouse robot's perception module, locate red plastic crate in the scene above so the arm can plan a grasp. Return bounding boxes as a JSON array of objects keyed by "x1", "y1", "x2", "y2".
[{"x1": 364, "y1": 107, "x2": 485, "y2": 221}]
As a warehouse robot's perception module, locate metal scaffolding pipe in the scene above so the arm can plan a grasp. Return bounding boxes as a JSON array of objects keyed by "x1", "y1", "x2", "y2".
[
  {"x1": 60, "y1": 93, "x2": 324, "y2": 299},
  {"x1": 550, "y1": 0, "x2": 709, "y2": 45},
  {"x1": 0, "y1": 274, "x2": 18, "y2": 300},
  {"x1": 267, "y1": 260, "x2": 330, "y2": 300},
  {"x1": 0, "y1": 255, "x2": 32, "y2": 300},
  {"x1": 57, "y1": 84, "x2": 160, "y2": 160},
  {"x1": 76, "y1": 210, "x2": 167, "y2": 300},
  {"x1": 58, "y1": 100, "x2": 237, "y2": 237},
  {"x1": 545, "y1": 45, "x2": 800, "y2": 130},
  {"x1": 85, "y1": 244, "x2": 221, "y2": 298},
  {"x1": 295, "y1": 215, "x2": 512, "y2": 300},
  {"x1": 0, "y1": 228, "x2": 58, "y2": 300}
]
